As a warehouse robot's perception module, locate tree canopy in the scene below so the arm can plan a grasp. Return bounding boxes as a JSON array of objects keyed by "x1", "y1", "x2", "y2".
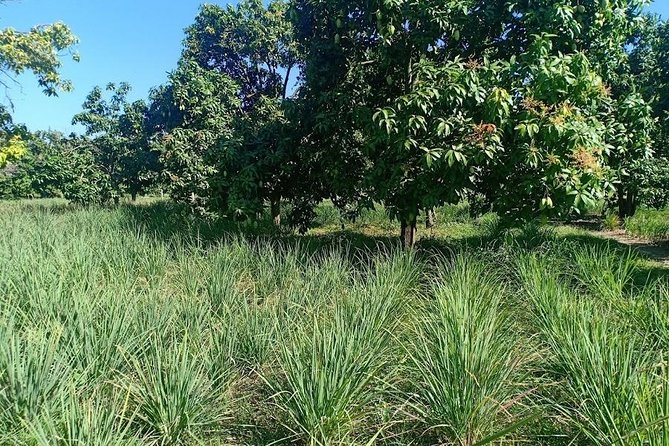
[{"x1": 2, "y1": 0, "x2": 669, "y2": 247}]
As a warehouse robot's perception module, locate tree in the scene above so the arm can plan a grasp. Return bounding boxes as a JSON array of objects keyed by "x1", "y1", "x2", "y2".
[
  {"x1": 29, "y1": 132, "x2": 107, "y2": 205},
  {"x1": 153, "y1": 61, "x2": 240, "y2": 216},
  {"x1": 73, "y1": 83, "x2": 159, "y2": 203},
  {"x1": 0, "y1": 5, "x2": 78, "y2": 98},
  {"x1": 118, "y1": 99, "x2": 160, "y2": 201},
  {"x1": 0, "y1": 107, "x2": 26, "y2": 169},
  {"x1": 604, "y1": 93, "x2": 655, "y2": 218},
  {"x1": 162, "y1": 0, "x2": 299, "y2": 224},
  {"x1": 618, "y1": 15, "x2": 669, "y2": 215},
  {"x1": 0, "y1": 130, "x2": 111, "y2": 204},
  {"x1": 291, "y1": 0, "x2": 641, "y2": 247},
  {"x1": 0, "y1": 3, "x2": 78, "y2": 178}
]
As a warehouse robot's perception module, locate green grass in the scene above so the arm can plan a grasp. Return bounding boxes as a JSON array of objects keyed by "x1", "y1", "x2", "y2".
[
  {"x1": 626, "y1": 208, "x2": 669, "y2": 241},
  {"x1": 405, "y1": 255, "x2": 526, "y2": 445},
  {"x1": 0, "y1": 199, "x2": 668, "y2": 445}
]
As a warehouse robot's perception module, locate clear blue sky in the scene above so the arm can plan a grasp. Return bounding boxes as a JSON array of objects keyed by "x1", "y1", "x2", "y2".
[
  {"x1": 1, "y1": 0, "x2": 668, "y2": 133},
  {"x1": 1, "y1": 0, "x2": 235, "y2": 133}
]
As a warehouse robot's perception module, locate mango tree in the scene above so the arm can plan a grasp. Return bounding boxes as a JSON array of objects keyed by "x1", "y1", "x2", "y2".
[
  {"x1": 152, "y1": 61, "x2": 240, "y2": 216},
  {"x1": 293, "y1": 0, "x2": 641, "y2": 247},
  {"x1": 73, "y1": 83, "x2": 159, "y2": 203},
  {"x1": 618, "y1": 15, "x2": 669, "y2": 214},
  {"x1": 165, "y1": 0, "x2": 299, "y2": 224}
]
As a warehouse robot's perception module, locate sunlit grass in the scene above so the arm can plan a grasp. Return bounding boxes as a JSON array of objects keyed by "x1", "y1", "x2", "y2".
[
  {"x1": 0, "y1": 199, "x2": 668, "y2": 445},
  {"x1": 626, "y1": 208, "x2": 669, "y2": 241}
]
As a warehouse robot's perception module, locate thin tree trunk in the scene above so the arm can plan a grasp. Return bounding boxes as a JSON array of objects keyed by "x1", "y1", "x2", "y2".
[
  {"x1": 401, "y1": 215, "x2": 417, "y2": 250},
  {"x1": 271, "y1": 198, "x2": 281, "y2": 227},
  {"x1": 617, "y1": 186, "x2": 637, "y2": 219},
  {"x1": 131, "y1": 191, "x2": 138, "y2": 202},
  {"x1": 283, "y1": 64, "x2": 293, "y2": 100},
  {"x1": 426, "y1": 208, "x2": 436, "y2": 229}
]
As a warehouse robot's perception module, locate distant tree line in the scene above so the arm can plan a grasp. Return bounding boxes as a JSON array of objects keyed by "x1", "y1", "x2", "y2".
[{"x1": 3, "y1": 0, "x2": 669, "y2": 246}]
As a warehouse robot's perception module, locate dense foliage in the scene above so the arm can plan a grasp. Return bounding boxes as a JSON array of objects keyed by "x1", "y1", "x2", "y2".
[
  {"x1": 73, "y1": 83, "x2": 160, "y2": 203},
  {"x1": 2, "y1": 0, "x2": 669, "y2": 245},
  {"x1": 156, "y1": 0, "x2": 300, "y2": 223}
]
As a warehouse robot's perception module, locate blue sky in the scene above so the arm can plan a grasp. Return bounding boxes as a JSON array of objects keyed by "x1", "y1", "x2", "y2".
[
  {"x1": 2, "y1": 0, "x2": 668, "y2": 133},
  {"x1": 1, "y1": 0, "x2": 234, "y2": 133}
]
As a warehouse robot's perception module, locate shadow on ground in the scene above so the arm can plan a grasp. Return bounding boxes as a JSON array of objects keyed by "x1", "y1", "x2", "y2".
[{"x1": 115, "y1": 201, "x2": 669, "y2": 283}]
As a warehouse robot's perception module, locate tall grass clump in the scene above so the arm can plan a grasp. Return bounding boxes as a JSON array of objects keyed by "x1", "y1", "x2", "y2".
[
  {"x1": 25, "y1": 390, "x2": 141, "y2": 446},
  {"x1": 518, "y1": 253, "x2": 666, "y2": 445},
  {"x1": 571, "y1": 243, "x2": 639, "y2": 303},
  {"x1": 0, "y1": 328, "x2": 70, "y2": 434},
  {"x1": 406, "y1": 254, "x2": 528, "y2": 445},
  {"x1": 603, "y1": 212, "x2": 621, "y2": 231},
  {"x1": 625, "y1": 208, "x2": 669, "y2": 241},
  {"x1": 124, "y1": 337, "x2": 233, "y2": 445},
  {"x1": 265, "y1": 251, "x2": 419, "y2": 446}
]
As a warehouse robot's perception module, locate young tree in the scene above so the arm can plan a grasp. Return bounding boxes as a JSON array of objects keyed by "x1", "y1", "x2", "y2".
[
  {"x1": 118, "y1": 99, "x2": 160, "y2": 201},
  {"x1": 32, "y1": 132, "x2": 107, "y2": 205},
  {"x1": 73, "y1": 83, "x2": 159, "y2": 203},
  {"x1": 153, "y1": 61, "x2": 240, "y2": 216}
]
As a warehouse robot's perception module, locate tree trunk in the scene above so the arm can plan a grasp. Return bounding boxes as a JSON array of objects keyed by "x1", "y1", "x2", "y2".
[
  {"x1": 271, "y1": 198, "x2": 281, "y2": 227},
  {"x1": 131, "y1": 191, "x2": 138, "y2": 202},
  {"x1": 401, "y1": 215, "x2": 418, "y2": 250},
  {"x1": 426, "y1": 208, "x2": 436, "y2": 229},
  {"x1": 617, "y1": 186, "x2": 637, "y2": 219}
]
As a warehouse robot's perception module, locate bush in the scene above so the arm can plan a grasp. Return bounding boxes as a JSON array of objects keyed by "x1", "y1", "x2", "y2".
[{"x1": 638, "y1": 158, "x2": 669, "y2": 210}]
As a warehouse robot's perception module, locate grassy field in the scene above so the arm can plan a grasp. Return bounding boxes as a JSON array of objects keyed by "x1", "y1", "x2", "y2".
[{"x1": 1, "y1": 199, "x2": 669, "y2": 445}]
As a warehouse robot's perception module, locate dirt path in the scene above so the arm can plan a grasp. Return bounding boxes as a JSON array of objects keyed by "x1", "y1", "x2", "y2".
[{"x1": 591, "y1": 229, "x2": 669, "y2": 267}]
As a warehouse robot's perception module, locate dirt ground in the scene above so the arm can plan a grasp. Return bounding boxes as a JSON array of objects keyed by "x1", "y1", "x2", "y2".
[{"x1": 593, "y1": 229, "x2": 669, "y2": 267}]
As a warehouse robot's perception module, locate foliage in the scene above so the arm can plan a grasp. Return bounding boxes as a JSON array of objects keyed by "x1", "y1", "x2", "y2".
[
  {"x1": 0, "y1": 134, "x2": 25, "y2": 169},
  {"x1": 73, "y1": 83, "x2": 160, "y2": 204},
  {"x1": 26, "y1": 391, "x2": 141, "y2": 446},
  {"x1": 124, "y1": 338, "x2": 230, "y2": 445},
  {"x1": 0, "y1": 20, "x2": 78, "y2": 97},
  {"x1": 266, "y1": 252, "x2": 417, "y2": 445},
  {"x1": 154, "y1": 61, "x2": 240, "y2": 215},
  {"x1": 604, "y1": 93, "x2": 655, "y2": 218},
  {"x1": 518, "y1": 252, "x2": 662, "y2": 445},
  {"x1": 637, "y1": 158, "x2": 669, "y2": 209},
  {"x1": 603, "y1": 212, "x2": 622, "y2": 231},
  {"x1": 613, "y1": 14, "x2": 669, "y2": 215},
  {"x1": 290, "y1": 0, "x2": 648, "y2": 245},
  {"x1": 159, "y1": 0, "x2": 300, "y2": 222},
  {"x1": 0, "y1": 131, "x2": 113, "y2": 204}
]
